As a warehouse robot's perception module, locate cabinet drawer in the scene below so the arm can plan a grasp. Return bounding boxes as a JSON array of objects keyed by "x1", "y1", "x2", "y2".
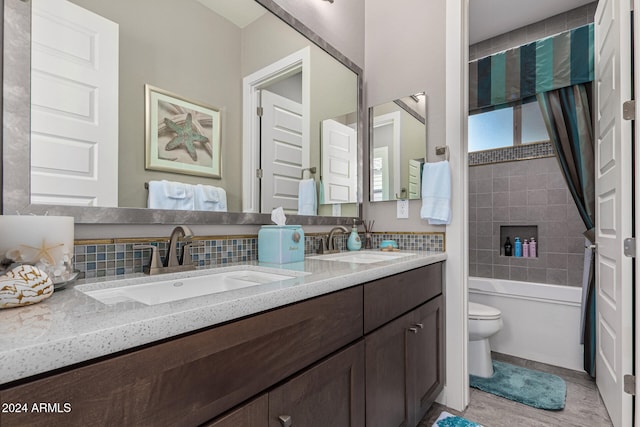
[
  {"x1": 364, "y1": 262, "x2": 442, "y2": 334},
  {"x1": 0, "y1": 286, "x2": 363, "y2": 427}
]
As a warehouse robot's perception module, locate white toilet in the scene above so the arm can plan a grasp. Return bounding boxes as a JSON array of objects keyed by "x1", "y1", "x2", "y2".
[{"x1": 468, "y1": 301, "x2": 503, "y2": 378}]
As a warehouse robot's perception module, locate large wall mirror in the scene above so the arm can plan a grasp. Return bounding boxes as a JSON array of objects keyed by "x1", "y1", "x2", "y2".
[
  {"x1": 369, "y1": 93, "x2": 427, "y2": 202},
  {"x1": 2, "y1": 0, "x2": 362, "y2": 224}
]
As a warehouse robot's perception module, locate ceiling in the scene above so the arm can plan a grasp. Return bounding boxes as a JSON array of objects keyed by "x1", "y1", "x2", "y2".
[
  {"x1": 195, "y1": 0, "x2": 265, "y2": 28},
  {"x1": 469, "y1": 0, "x2": 596, "y2": 44}
]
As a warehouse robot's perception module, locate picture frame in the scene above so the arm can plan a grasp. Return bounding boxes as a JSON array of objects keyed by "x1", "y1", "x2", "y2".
[{"x1": 145, "y1": 84, "x2": 221, "y2": 178}]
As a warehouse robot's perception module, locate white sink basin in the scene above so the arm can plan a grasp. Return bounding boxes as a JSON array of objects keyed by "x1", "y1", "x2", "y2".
[
  {"x1": 307, "y1": 250, "x2": 415, "y2": 264},
  {"x1": 79, "y1": 267, "x2": 303, "y2": 306}
]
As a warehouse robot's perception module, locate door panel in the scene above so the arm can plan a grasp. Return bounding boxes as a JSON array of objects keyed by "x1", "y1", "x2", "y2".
[
  {"x1": 268, "y1": 342, "x2": 365, "y2": 427},
  {"x1": 412, "y1": 297, "x2": 445, "y2": 423},
  {"x1": 260, "y1": 90, "x2": 304, "y2": 213},
  {"x1": 594, "y1": 0, "x2": 634, "y2": 425},
  {"x1": 365, "y1": 311, "x2": 412, "y2": 427},
  {"x1": 31, "y1": 0, "x2": 118, "y2": 207},
  {"x1": 321, "y1": 119, "x2": 357, "y2": 204}
]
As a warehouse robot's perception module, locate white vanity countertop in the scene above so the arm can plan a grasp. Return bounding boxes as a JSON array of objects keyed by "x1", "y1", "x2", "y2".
[{"x1": 0, "y1": 251, "x2": 446, "y2": 385}]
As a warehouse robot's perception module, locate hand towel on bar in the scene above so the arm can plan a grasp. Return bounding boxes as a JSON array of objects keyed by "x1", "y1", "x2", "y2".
[
  {"x1": 194, "y1": 184, "x2": 227, "y2": 212},
  {"x1": 297, "y1": 178, "x2": 317, "y2": 216},
  {"x1": 420, "y1": 160, "x2": 452, "y2": 224},
  {"x1": 147, "y1": 180, "x2": 195, "y2": 210}
]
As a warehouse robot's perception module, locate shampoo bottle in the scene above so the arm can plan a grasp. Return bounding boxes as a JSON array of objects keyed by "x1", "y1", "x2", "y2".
[
  {"x1": 530, "y1": 238, "x2": 537, "y2": 258},
  {"x1": 514, "y1": 237, "x2": 522, "y2": 257},
  {"x1": 504, "y1": 237, "x2": 512, "y2": 256},
  {"x1": 347, "y1": 219, "x2": 361, "y2": 251},
  {"x1": 523, "y1": 239, "x2": 530, "y2": 257}
]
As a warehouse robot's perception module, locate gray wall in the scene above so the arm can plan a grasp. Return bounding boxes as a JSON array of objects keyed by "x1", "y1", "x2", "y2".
[
  {"x1": 271, "y1": 0, "x2": 365, "y2": 68},
  {"x1": 364, "y1": 0, "x2": 447, "y2": 231},
  {"x1": 469, "y1": 156, "x2": 586, "y2": 286}
]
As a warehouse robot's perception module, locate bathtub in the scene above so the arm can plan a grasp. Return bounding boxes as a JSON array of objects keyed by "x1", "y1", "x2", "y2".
[{"x1": 469, "y1": 277, "x2": 584, "y2": 371}]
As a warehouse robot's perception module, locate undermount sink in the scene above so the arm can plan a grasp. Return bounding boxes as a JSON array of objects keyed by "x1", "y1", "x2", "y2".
[
  {"x1": 307, "y1": 250, "x2": 415, "y2": 264},
  {"x1": 78, "y1": 267, "x2": 304, "y2": 306}
]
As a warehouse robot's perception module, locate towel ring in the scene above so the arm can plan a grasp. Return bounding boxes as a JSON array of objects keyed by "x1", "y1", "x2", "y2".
[
  {"x1": 435, "y1": 145, "x2": 449, "y2": 161},
  {"x1": 301, "y1": 166, "x2": 317, "y2": 179}
]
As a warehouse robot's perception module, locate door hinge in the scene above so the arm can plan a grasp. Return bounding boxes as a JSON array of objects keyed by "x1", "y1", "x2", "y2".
[
  {"x1": 623, "y1": 237, "x2": 636, "y2": 257},
  {"x1": 257, "y1": 106, "x2": 264, "y2": 117},
  {"x1": 623, "y1": 100, "x2": 635, "y2": 120},
  {"x1": 624, "y1": 374, "x2": 636, "y2": 395},
  {"x1": 256, "y1": 168, "x2": 263, "y2": 179}
]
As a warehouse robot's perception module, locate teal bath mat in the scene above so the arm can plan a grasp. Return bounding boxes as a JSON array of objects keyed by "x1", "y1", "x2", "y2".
[
  {"x1": 470, "y1": 360, "x2": 566, "y2": 410},
  {"x1": 432, "y1": 411, "x2": 483, "y2": 427}
]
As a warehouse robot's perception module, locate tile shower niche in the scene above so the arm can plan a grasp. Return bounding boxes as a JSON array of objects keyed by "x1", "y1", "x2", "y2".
[{"x1": 500, "y1": 225, "x2": 538, "y2": 257}]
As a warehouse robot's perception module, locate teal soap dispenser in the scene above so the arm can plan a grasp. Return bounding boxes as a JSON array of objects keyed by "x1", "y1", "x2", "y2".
[{"x1": 347, "y1": 219, "x2": 362, "y2": 251}]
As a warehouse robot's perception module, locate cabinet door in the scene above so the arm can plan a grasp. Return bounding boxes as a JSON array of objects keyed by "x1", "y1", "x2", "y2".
[
  {"x1": 365, "y1": 311, "x2": 413, "y2": 427},
  {"x1": 411, "y1": 296, "x2": 445, "y2": 424},
  {"x1": 205, "y1": 395, "x2": 268, "y2": 427},
  {"x1": 269, "y1": 341, "x2": 365, "y2": 427}
]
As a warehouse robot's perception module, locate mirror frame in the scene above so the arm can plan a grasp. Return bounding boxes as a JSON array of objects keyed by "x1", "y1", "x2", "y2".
[{"x1": 1, "y1": 0, "x2": 363, "y2": 225}]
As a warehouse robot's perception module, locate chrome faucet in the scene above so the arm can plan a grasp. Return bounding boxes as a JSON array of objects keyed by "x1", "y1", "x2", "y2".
[
  {"x1": 318, "y1": 225, "x2": 349, "y2": 254},
  {"x1": 166, "y1": 225, "x2": 194, "y2": 267}
]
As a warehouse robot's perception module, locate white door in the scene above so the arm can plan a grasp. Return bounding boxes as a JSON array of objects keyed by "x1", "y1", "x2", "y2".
[
  {"x1": 594, "y1": 0, "x2": 634, "y2": 425},
  {"x1": 260, "y1": 90, "x2": 304, "y2": 213},
  {"x1": 373, "y1": 112, "x2": 401, "y2": 200},
  {"x1": 30, "y1": 0, "x2": 119, "y2": 207},
  {"x1": 321, "y1": 119, "x2": 357, "y2": 204},
  {"x1": 408, "y1": 159, "x2": 423, "y2": 199},
  {"x1": 372, "y1": 146, "x2": 389, "y2": 201}
]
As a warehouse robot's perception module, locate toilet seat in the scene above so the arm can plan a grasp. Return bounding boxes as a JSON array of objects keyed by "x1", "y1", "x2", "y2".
[{"x1": 469, "y1": 302, "x2": 501, "y2": 320}]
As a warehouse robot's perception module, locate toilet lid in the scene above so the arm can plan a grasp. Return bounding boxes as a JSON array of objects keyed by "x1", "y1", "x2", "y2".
[{"x1": 469, "y1": 302, "x2": 502, "y2": 320}]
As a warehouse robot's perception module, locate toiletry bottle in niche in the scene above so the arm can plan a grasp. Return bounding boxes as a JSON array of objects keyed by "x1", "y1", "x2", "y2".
[
  {"x1": 504, "y1": 237, "x2": 512, "y2": 256},
  {"x1": 347, "y1": 219, "x2": 361, "y2": 251},
  {"x1": 530, "y1": 237, "x2": 537, "y2": 258},
  {"x1": 523, "y1": 239, "x2": 529, "y2": 257},
  {"x1": 514, "y1": 237, "x2": 522, "y2": 257}
]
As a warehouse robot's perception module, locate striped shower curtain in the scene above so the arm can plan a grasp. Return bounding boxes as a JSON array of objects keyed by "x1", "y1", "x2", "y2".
[{"x1": 537, "y1": 84, "x2": 596, "y2": 377}]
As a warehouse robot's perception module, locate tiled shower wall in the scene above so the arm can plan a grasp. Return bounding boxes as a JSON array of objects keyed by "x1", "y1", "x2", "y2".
[{"x1": 468, "y1": 155, "x2": 586, "y2": 286}]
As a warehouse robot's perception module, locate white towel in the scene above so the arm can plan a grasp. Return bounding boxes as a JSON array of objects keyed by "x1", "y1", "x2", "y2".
[
  {"x1": 147, "y1": 180, "x2": 194, "y2": 210},
  {"x1": 194, "y1": 184, "x2": 227, "y2": 212},
  {"x1": 297, "y1": 179, "x2": 317, "y2": 216},
  {"x1": 420, "y1": 160, "x2": 452, "y2": 225}
]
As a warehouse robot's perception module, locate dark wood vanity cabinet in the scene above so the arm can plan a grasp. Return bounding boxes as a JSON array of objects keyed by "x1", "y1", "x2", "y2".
[
  {"x1": 0, "y1": 287, "x2": 363, "y2": 427},
  {"x1": 207, "y1": 341, "x2": 365, "y2": 427},
  {"x1": 364, "y1": 263, "x2": 444, "y2": 427},
  {"x1": 0, "y1": 261, "x2": 443, "y2": 427}
]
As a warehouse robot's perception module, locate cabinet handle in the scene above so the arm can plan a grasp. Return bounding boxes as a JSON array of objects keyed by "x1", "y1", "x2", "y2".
[
  {"x1": 413, "y1": 323, "x2": 424, "y2": 329},
  {"x1": 408, "y1": 327, "x2": 418, "y2": 334},
  {"x1": 278, "y1": 415, "x2": 292, "y2": 427}
]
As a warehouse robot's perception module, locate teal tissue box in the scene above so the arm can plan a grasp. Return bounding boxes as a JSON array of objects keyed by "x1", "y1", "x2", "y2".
[{"x1": 258, "y1": 225, "x2": 305, "y2": 264}]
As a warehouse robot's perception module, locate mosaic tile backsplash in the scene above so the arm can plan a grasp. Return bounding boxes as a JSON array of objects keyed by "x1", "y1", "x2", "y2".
[
  {"x1": 468, "y1": 142, "x2": 555, "y2": 166},
  {"x1": 73, "y1": 232, "x2": 445, "y2": 279}
]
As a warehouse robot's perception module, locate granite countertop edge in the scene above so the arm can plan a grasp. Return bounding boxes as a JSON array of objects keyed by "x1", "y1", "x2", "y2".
[{"x1": 0, "y1": 251, "x2": 446, "y2": 385}]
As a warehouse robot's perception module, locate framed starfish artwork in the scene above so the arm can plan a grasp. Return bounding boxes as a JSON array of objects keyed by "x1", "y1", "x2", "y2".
[{"x1": 145, "y1": 84, "x2": 221, "y2": 178}]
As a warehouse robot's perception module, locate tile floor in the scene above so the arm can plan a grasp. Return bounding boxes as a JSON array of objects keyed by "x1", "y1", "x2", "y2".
[{"x1": 419, "y1": 352, "x2": 613, "y2": 427}]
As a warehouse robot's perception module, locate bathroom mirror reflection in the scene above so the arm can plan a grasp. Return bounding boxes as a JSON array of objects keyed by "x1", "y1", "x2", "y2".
[
  {"x1": 369, "y1": 93, "x2": 427, "y2": 202},
  {"x1": 3, "y1": 0, "x2": 362, "y2": 224}
]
